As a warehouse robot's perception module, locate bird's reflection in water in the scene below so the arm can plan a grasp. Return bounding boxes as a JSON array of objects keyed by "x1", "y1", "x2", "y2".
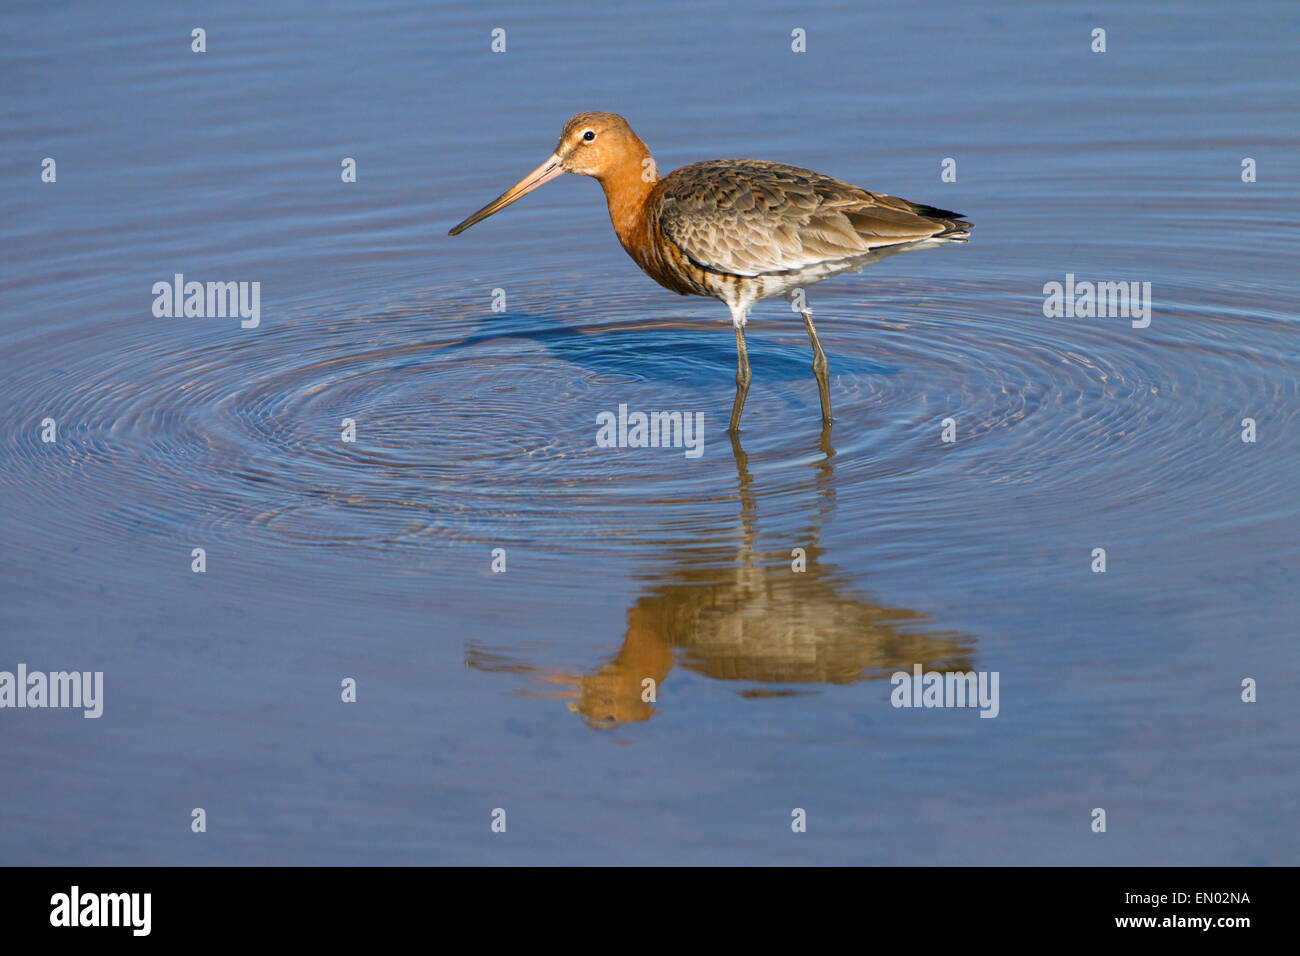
[{"x1": 468, "y1": 428, "x2": 974, "y2": 729}]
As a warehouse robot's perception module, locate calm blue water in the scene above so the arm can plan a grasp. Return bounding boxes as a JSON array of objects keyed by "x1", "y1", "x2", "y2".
[{"x1": 1, "y1": 0, "x2": 1297, "y2": 864}]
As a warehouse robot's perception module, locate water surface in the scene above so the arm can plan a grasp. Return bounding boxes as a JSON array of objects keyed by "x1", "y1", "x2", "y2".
[{"x1": 1, "y1": 0, "x2": 1297, "y2": 864}]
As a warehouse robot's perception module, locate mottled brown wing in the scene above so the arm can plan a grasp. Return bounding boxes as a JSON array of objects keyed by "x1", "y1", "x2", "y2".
[{"x1": 654, "y1": 160, "x2": 970, "y2": 277}]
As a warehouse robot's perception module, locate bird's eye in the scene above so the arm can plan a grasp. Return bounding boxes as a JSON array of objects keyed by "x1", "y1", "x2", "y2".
[{"x1": 583, "y1": 130, "x2": 596, "y2": 142}]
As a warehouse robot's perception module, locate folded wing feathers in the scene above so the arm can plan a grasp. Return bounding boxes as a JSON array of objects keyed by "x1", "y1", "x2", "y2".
[{"x1": 657, "y1": 160, "x2": 970, "y2": 277}]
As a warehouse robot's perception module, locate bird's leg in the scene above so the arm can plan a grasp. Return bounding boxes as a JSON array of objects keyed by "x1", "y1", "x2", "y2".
[
  {"x1": 801, "y1": 309, "x2": 832, "y2": 424},
  {"x1": 729, "y1": 323, "x2": 751, "y2": 434}
]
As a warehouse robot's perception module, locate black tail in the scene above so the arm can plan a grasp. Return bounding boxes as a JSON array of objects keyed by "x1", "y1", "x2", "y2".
[{"x1": 905, "y1": 200, "x2": 973, "y2": 240}]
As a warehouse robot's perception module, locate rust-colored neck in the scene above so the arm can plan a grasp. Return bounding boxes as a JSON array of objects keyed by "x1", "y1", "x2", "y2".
[{"x1": 596, "y1": 135, "x2": 657, "y2": 256}]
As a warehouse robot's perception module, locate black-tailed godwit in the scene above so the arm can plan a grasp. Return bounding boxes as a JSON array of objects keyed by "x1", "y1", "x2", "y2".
[{"x1": 449, "y1": 112, "x2": 972, "y2": 432}]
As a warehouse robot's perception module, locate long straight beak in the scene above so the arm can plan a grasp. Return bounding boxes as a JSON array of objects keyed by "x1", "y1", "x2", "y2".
[{"x1": 448, "y1": 154, "x2": 567, "y2": 236}]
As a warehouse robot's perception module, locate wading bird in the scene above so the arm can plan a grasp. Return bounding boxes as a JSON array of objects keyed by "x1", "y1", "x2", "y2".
[{"x1": 449, "y1": 112, "x2": 972, "y2": 432}]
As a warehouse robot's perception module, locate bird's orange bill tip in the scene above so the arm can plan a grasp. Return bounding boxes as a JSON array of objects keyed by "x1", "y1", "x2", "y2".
[{"x1": 448, "y1": 154, "x2": 567, "y2": 236}]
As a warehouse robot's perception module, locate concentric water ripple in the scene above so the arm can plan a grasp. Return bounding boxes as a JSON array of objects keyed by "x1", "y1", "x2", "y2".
[{"x1": 3, "y1": 270, "x2": 1294, "y2": 577}]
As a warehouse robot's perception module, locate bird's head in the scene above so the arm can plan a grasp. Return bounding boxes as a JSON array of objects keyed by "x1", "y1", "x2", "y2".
[
  {"x1": 448, "y1": 112, "x2": 647, "y2": 236},
  {"x1": 551, "y1": 111, "x2": 639, "y2": 177}
]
